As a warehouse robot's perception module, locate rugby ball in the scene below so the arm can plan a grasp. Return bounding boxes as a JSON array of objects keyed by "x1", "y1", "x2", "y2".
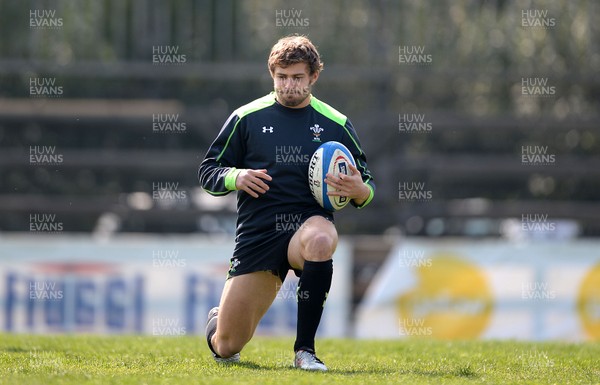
[{"x1": 308, "y1": 141, "x2": 356, "y2": 212}]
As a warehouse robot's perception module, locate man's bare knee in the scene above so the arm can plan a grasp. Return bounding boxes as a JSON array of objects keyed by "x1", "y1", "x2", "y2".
[
  {"x1": 213, "y1": 332, "x2": 247, "y2": 358},
  {"x1": 304, "y1": 232, "x2": 336, "y2": 262}
]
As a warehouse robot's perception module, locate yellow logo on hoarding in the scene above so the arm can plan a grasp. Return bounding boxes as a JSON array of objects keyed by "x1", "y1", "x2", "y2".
[
  {"x1": 577, "y1": 263, "x2": 600, "y2": 340},
  {"x1": 397, "y1": 254, "x2": 493, "y2": 339}
]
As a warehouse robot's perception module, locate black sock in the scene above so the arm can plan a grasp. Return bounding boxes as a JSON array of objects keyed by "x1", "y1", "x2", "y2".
[{"x1": 294, "y1": 259, "x2": 333, "y2": 353}]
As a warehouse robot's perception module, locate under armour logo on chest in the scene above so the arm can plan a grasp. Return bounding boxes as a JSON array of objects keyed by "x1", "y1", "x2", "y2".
[{"x1": 262, "y1": 126, "x2": 274, "y2": 133}]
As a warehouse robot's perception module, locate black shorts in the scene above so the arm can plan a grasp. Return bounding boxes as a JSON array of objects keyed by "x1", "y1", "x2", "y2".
[{"x1": 226, "y1": 211, "x2": 334, "y2": 282}]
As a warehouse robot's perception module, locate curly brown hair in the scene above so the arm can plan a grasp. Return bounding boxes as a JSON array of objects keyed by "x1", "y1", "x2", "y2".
[{"x1": 268, "y1": 35, "x2": 324, "y2": 75}]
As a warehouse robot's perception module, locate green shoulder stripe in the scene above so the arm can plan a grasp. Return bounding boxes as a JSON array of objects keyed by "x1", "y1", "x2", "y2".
[
  {"x1": 234, "y1": 93, "x2": 277, "y2": 119},
  {"x1": 216, "y1": 94, "x2": 276, "y2": 162},
  {"x1": 310, "y1": 96, "x2": 347, "y2": 126}
]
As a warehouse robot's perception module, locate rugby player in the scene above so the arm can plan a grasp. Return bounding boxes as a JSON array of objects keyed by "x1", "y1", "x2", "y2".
[{"x1": 198, "y1": 35, "x2": 375, "y2": 371}]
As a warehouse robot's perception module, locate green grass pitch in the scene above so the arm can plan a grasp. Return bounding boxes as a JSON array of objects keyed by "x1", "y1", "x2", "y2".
[{"x1": 1, "y1": 334, "x2": 599, "y2": 385}]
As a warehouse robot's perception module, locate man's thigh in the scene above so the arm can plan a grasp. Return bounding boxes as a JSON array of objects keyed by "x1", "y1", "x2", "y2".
[
  {"x1": 216, "y1": 271, "x2": 281, "y2": 346},
  {"x1": 287, "y1": 215, "x2": 338, "y2": 270}
]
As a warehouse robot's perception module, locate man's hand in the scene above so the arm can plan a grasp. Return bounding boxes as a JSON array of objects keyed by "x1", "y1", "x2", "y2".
[
  {"x1": 324, "y1": 164, "x2": 370, "y2": 205},
  {"x1": 235, "y1": 169, "x2": 272, "y2": 198}
]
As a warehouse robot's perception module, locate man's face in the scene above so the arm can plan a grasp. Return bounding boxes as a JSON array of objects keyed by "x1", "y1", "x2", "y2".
[{"x1": 272, "y1": 62, "x2": 318, "y2": 108}]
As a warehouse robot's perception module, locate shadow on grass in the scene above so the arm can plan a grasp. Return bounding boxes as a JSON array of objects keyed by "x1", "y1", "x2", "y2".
[
  {"x1": 227, "y1": 360, "x2": 397, "y2": 375},
  {"x1": 221, "y1": 359, "x2": 478, "y2": 378},
  {"x1": 399, "y1": 365, "x2": 479, "y2": 379}
]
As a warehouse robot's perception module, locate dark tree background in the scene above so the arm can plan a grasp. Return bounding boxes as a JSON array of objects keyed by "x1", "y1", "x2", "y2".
[{"x1": 0, "y1": 0, "x2": 598, "y2": 236}]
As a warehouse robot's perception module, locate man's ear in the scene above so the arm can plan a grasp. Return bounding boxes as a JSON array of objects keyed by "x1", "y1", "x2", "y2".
[{"x1": 310, "y1": 71, "x2": 320, "y2": 85}]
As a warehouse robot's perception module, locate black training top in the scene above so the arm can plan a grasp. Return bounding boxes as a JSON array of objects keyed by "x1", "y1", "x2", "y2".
[{"x1": 198, "y1": 92, "x2": 375, "y2": 253}]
